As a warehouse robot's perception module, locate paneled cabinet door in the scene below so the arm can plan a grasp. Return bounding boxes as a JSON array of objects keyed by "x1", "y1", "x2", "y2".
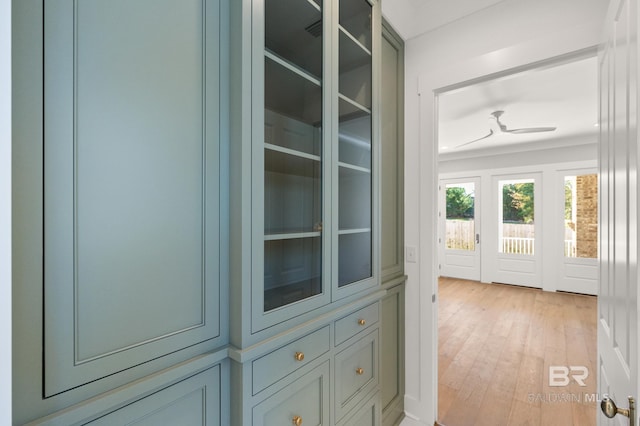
[
  {"x1": 88, "y1": 366, "x2": 222, "y2": 426},
  {"x1": 44, "y1": 0, "x2": 223, "y2": 396}
]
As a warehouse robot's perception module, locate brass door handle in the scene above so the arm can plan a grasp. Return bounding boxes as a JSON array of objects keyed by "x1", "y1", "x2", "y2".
[
  {"x1": 358, "y1": 319, "x2": 366, "y2": 326},
  {"x1": 601, "y1": 396, "x2": 635, "y2": 426},
  {"x1": 356, "y1": 367, "x2": 364, "y2": 375},
  {"x1": 294, "y1": 352, "x2": 305, "y2": 362},
  {"x1": 292, "y1": 415, "x2": 303, "y2": 426}
]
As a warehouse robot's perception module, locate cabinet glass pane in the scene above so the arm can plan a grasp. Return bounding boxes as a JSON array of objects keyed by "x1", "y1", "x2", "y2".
[
  {"x1": 339, "y1": 166, "x2": 371, "y2": 230},
  {"x1": 265, "y1": 109, "x2": 322, "y2": 156},
  {"x1": 265, "y1": 57, "x2": 322, "y2": 126},
  {"x1": 264, "y1": 237, "x2": 322, "y2": 311},
  {"x1": 338, "y1": 232, "x2": 371, "y2": 286},
  {"x1": 264, "y1": 0, "x2": 324, "y2": 312},
  {"x1": 338, "y1": 99, "x2": 371, "y2": 169},
  {"x1": 339, "y1": 30, "x2": 372, "y2": 109},
  {"x1": 339, "y1": 0, "x2": 372, "y2": 50},
  {"x1": 265, "y1": 149, "x2": 322, "y2": 235},
  {"x1": 265, "y1": 0, "x2": 323, "y2": 79},
  {"x1": 337, "y1": 0, "x2": 372, "y2": 290}
]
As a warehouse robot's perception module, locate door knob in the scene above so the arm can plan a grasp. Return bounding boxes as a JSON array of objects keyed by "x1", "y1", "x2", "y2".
[{"x1": 601, "y1": 396, "x2": 635, "y2": 426}]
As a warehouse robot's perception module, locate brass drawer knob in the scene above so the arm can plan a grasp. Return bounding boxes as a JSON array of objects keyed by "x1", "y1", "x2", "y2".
[
  {"x1": 294, "y1": 352, "x2": 305, "y2": 362},
  {"x1": 358, "y1": 319, "x2": 366, "y2": 326},
  {"x1": 356, "y1": 367, "x2": 364, "y2": 375},
  {"x1": 292, "y1": 415, "x2": 303, "y2": 426}
]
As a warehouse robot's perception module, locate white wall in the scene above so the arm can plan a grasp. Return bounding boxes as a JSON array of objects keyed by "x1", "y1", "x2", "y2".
[
  {"x1": 401, "y1": 0, "x2": 607, "y2": 423},
  {"x1": 1, "y1": 0, "x2": 11, "y2": 422}
]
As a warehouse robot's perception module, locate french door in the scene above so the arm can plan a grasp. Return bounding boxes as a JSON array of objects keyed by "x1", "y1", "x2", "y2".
[
  {"x1": 490, "y1": 173, "x2": 542, "y2": 288},
  {"x1": 439, "y1": 177, "x2": 480, "y2": 281}
]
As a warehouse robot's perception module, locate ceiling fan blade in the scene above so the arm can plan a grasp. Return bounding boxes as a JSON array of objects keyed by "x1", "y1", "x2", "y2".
[
  {"x1": 504, "y1": 127, "x2": 557, "y2": 134},
  {"x1": 455, "y1": 129, "x2": 494, "y2": 148}
]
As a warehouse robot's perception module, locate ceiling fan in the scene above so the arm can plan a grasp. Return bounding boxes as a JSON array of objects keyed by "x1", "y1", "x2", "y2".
[{"x1": 456, "y1": 110, "x2": 557, "y2": 148}]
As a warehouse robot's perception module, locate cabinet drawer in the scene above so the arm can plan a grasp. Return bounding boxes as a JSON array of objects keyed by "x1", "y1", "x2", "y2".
[
  {"x1": 253, "y1": 361, "x2": 330, "y2": 426},
  {"x1": 334, "y1": 330, "x2": 379, "y2": 421},
  {"x1": 335, "y1": 302, "x2": 379, "y2": 346},
  {"x1": 253, "y1": 326, "x2": 330, "y2": 394}
]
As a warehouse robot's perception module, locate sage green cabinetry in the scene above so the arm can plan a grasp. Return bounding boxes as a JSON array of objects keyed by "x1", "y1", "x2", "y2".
[
  {"x1": 228, "y1": 0, "x2": 386, "y2": 423},
  {"x1": 380, "y1": 21, "x2": 406, "y2": 426},
  {"x1": 229, "y1": 0, "x2": 381, "y2": 347},
  {"x1": 229, "y1": 298, "x2": 382, "y2": 425},
  {"x1": 13, "y1": 0, "x2": 229, "y2": 423}
]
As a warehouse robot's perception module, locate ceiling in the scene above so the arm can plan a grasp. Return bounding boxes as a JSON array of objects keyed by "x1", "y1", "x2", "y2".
[
  {"x1": 381, "y1": 0, "x2": 509, "y2": 40},
  {"x1": 437, "y1": 55, "x2": 598, "y2": 155}
]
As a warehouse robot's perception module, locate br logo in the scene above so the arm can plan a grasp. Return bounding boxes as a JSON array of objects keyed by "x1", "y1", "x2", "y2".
[{"x1": 549, "y1": 366, "x2": 589, "y2": 387}]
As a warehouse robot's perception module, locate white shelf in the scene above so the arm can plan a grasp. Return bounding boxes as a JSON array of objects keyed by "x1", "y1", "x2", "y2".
[
  {"x1": 338, "y1": 228, "x2": 371, "y2": 235},
  {"x1": 339, "y1": 25, "x2": 371, "y2": 56},
  {"x1": 338, "y1": 93, "x2": 371, "y2": 115},
  {"x1": 265, "y1": 49, "x2": 321, "y2": 86},
  {"x1": 338, "y1": 161, "x2": 371, "y2": 174},
  {"x1": 265, "y1": 231, "x2": 322, "y2": 241}
]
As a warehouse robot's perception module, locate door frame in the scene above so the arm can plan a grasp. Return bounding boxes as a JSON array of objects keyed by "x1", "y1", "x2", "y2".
[{"x1": 408, "y1": 44, "x2": 600, "y2": 423}]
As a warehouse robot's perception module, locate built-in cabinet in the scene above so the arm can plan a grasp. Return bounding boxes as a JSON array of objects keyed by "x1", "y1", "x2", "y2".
[
  {"x1": 235, "y1": 0, "x2": 381, "y2": 340},
  {"x1": 12, "y1": 0, "x2": 404, "y2": 424},
  {"x1": 229, "y1": 0, "x2": 386, "y2": 423}
]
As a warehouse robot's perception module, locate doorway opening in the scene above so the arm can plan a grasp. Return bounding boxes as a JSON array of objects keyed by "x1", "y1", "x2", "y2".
[{"x1": 435, "y1": 52, "x2": 599, "y2": 425}]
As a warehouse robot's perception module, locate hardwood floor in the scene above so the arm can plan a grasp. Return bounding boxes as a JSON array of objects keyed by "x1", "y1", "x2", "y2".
[{"x1": 437, "y1": 277, "x2": 597, "y2": 426}]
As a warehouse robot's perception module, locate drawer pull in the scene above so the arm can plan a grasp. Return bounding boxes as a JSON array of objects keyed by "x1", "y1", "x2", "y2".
[
  {"x1": 292, "y1": 415, "x2": 303, "y2": 426},
  {"x1": 356, "y1": 367, "x2": 364, "y2": 375},
  {"x1": 294, "y1": 352, "x2": 305, "y2": 362},
  {"x1": 358, "y1": 319, "x2": 366, "y2": 326}
]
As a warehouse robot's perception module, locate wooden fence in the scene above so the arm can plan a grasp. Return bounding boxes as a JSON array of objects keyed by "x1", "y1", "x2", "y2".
[{"x1": 446, "y1": 220, "x2": 538, "y2": 255}]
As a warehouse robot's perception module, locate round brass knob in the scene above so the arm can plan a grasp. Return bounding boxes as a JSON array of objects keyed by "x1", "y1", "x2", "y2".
[
  {"x1": 358, "y1": 319, "x2": 366, "y2": 326},
  {"x1": 294, "y1": 352, "x2": 305, "y2": 362},
  {"x1": 292, "y1": 415, "x2": 303, "y2": 426},
  {"x1": 356, "y1": 367, "x2": 364, "y2": 375},
  {"x1": 601, "y1": 397, "x2": 618, "y2": 418}
]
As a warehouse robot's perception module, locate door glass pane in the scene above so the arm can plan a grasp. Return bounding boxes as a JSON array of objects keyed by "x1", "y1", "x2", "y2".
[
  {"x1": 445, "y1": 183, "x2": 475, "y2": 251},
  {"x1": 564, "y1": 174, "x2": 598, "y2": 258},
  {"x1": 498, "y1": 179, "x2": 535, "y2": 255},
  {"x1": 263, "y1": 0, "x2": 324, "y2": 311}
]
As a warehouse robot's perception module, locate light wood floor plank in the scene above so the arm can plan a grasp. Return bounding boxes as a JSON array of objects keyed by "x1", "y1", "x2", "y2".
[{"x1": 438, "y1": 277, "x2": 597, "y2": 426}]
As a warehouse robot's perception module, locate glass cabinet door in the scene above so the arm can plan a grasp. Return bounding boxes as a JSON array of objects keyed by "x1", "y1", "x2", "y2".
[
  {"x1": 336, "y1": 0, "x2": 374, "y2": 289},
  {"x1": 262, "y1": 0, "x2": 325, "y2": 312}
]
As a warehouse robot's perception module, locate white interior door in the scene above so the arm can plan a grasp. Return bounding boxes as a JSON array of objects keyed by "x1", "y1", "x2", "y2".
[
  {"x1": 439, "y1": 178, "x2": 481, "y2": 281},
  {"x1": 598, "y1": 0, "x2": 639, "y2": 424},
  {"x1": 490, "y1": 173, "x2": 542, "y2": 288}
]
